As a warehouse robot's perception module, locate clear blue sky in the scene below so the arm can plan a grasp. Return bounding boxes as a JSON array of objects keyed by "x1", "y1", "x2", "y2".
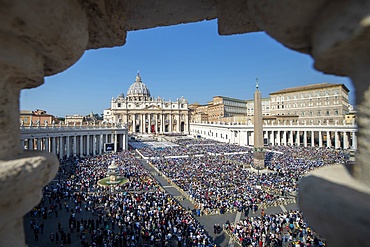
[{"x1": 20, "y1": 19, "x2": 354, "y2": 117}]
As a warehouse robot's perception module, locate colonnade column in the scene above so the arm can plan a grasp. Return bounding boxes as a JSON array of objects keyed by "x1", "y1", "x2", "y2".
[
  {"x1": 326, "y1": 131, "x2": 331, "y2": 148},
  {"x1": 304, "y1": 131, "x2": 307, "y2": 147},
  {"x1": 52, "y1": 137, "x2": 56, "y2": 155},
  {"x1": 177, "y1": 114, "x2": 180, "y2": 132},
  {"x1": 335, "y1": 131, "x2": 339, "y2": 149},
  {"x1": 289, "y1": 130, "x2": 294, "y2": 145},
  {"x1": 352, "y1": 131, "x2": 357, "y2": 150},
  {"x1": 141, "y1": 114, "x2": 144, "y2": 133},
  {"x1": 169, "y1": 115, "x2": 172, "y2": 132},
  {"x1": 155, "y1": 114, "x2": 158, "y2": 134},
  {"x1": 45, "y1": 137, "x2": 49, "y2": 152},
  {"x1": 66, "y1": 136, "x2": 70, "y2": 158},
  {"x1": 343, "y1": 131, "x2": 349, "y2": 149},
  {"x1": 269, "y1": 131, "x2": 274, "y2": 145},
  {"x1": 276, "y1": 131, "x2": 281, "y2": 145},
  {"x1": 319, "y1": 131, "x2": 322, "y2": 147},
  {"x1": 73, "y1": 136, "x2": 77, "y2": 157},
  {"x1": 283, "y1": 131, "x2": 287, "y2": 146},
  {"x1": 91, "y1": 135, "x2": 95, "y2": 155},
  {"x1": 80, "y1": 136, "x2": 84, "y2": 157},
  {"x1": 311, "y1": 131, "x2": 315, "y2": 147},
  {"x1": 28, "y1": 139, "x2": 33, "y2": 150},
  {"x1": 86, "y1": 135, "x2": 90, "y2": 156},
  {"x1": 296, "y1": 131, "x2": 300, "y2": 146},
  {"x1": 113, "y1": 134, "x2": 117, "y2": 152},
  {"x1": 59, "y1": 136, "x2": 64, "y2": 158},
  {"x1": 36, "y1": 138, "x2": 41, "y2": 150},
  {"x1": 99, "y1": 134, "x2": 103, "y2": 154},
  {"x1": 148, "y1": 115, "x2": 151, "y2": 134}
]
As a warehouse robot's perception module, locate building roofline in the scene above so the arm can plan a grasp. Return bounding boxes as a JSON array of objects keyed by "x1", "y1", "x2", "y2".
[{"x1": 270, "y1": 83, "x2": 350, "y2": 95}]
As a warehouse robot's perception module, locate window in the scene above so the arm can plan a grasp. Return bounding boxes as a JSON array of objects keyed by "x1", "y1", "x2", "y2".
[
  {"x1": 317, "y1": 111, "x2": 321, "y2": 116},
  {"x1": 334, "y1": 110, "x2": 339, "y2": 115},
  {"x1": 117, "y1": 103, "x2": 121, "y2": 107},
  {"x1": 301, "y1": 112, "x2": 305, "y2": 116},
  {"x1": 326, "y1": 110, "x2": 330, "y2": 116},
  {"x1": 309, "y1": 111, "x2": 313, "y2": 116}
]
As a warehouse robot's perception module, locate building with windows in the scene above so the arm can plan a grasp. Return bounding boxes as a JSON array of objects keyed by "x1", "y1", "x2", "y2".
[
  {"x1": 104, "y1": 73, "x2": 189, "y2": 134},
  {"x1": 269, "y1": 83, "x2": 350, "y2": 125},
  {"x1": 20, "y1": 109, "x2": 57, "y2": 125}
]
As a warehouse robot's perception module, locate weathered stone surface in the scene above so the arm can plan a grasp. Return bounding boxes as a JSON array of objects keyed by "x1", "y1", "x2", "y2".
[
  {"x1": 0, "y1": 0, "x2": 89, "y2": 76},
  {"x1": 123, "y1": 0, "x2": 217, "y2": 31},
  {"x1": 0, "y1": 151, "x2": 59, "y2": 246},
  {"x1": 217, "y1": 0, "x2": 261, "y2": 35},
  {"x1": 299, "y1": 165, "x2": 370, "y2": 247},
  {"x1": 247, "y1": 0, "x2": 327, "y2": 53}
]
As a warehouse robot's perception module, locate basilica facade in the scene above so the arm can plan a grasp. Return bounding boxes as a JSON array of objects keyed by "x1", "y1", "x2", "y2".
[{"x1": 104, "y1": 73, "x2": 189, "y2": 135}]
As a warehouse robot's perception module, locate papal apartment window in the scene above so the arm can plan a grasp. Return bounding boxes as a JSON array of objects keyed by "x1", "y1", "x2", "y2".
[
  {"x1": 326, "y1": 110, "x2": 330, "y2": 116},
  {"x1": 117, "y1": 103, "x2": 121, "y2": 107}
]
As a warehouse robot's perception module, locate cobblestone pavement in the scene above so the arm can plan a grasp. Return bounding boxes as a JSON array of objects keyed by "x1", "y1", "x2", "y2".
[{"x1": 24, "y1": 158, "x2": 298, "y2": 247}]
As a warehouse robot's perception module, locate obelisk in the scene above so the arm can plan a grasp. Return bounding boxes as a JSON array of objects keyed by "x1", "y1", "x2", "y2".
[{"x1": 253, "y1": 78, "x2": 265, "y2": 169}]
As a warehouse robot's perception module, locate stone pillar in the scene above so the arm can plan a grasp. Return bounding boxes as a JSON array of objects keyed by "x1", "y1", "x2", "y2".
[
  {"x1": 93, "y1": 135, "x2": 97, "y2": 155},
  {"x1": 289, "y1": 130, "x2": 294, "y2": 146},
  {"x1": 36, "y1": 138, "x2": 41, "y2": 150},
  {"x1": 319, "y1": 131, "x2": 322, "y2": 148},
  {"x1": 86, "y1": 135, "x2": 90, "y2": 156},
  {"x1": 311, "y1": 131, "x2": 315, "y2": 147},
  {"x1": 99, "y1": 134, "x2": 103, "y2": 155},
  {"x1": 352, "y1": 131, "x2": 357, "y2": 150},
  {"x1": 335, "y1": 131, "x2": 339, "y2": 149},
  {"x1": 141, "y1": 114, "x2": 144, "y2": 133},
  {"x1": 45, "y1": 137, "x2": 49, "y2": 152},
  {"x1": 27, "y1": 139, "x2": 33, "y2": 150},
  {"x1": 79, "y1": 136, "x2": 84, "y2": 157},
  {"x1": 269, "y1": 131, "x2": 274, "y2": 145},
  {"x1": 59, "y1": 136, "x2": 64, "y2": 158},
  {"x1": 169, "y1": 114, "x2": 172, "y2": 132},
  {"x1": 326, "y1": 131, "x2": 332, "y2": 148},
  {"x1": 52, "y1": 137, "x2": 56, "y2": 155},
  {"x1": 343, "y1": 131, "x2": 349, "y2": 149},
  {"x1": 114, "y1": 134, "x2": 117, "y2": 152},
  {"x1": 282, "y1": 131, "x2": 287, "y2": 146},
  {"x1": 161, "y1": 114, "x2": 165, "y2": 133},
  {"x1": 73, "y1": 135, "x2": 77, "y2": 157},
  {"x1": 304, "y1": 131, "x2": 307, "y2": 147},
  {"x1": 296, "y1": 131, "x2": 300, "y2": 146},
  {"x1": 66, "y1": 136, "x2": 70, "y2": 158},
  {"x1": 276, "y1": 131, "x2": 281, "y2": 145}
]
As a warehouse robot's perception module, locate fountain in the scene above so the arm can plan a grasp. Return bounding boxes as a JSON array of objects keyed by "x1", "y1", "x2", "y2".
[{"x1": 97, "y1": 159, "x2": 127, "y2": 186}]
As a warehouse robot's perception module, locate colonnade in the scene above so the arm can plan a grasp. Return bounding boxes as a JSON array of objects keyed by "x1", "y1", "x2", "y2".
[
  {"x1": 21, "y1": 125, "x2": 128, "y2": 159},
  {"x1": 190, "y1": 123, "x2": 358, "y2": 150}
]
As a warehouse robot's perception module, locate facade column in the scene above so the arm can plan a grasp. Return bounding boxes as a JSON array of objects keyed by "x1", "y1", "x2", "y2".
[
  {"x1": 66, "y1": 136, "x2": 70, "y2": 158},
  {"x1": 162, "y1": 114, "x2": 165, "y2": 133},
  {"x1": 326, "y1": 131, "x2": 332, "y2": 148},
  {"x1": 352, "y1": 131, "x2": 357, "y2": 150},
  {"x1": 319, "y1": 131, "x2": 323, "y2": 147},
  {"x1": 99, "y1": 134, "x2": 103, "y2": 154},
  {"x1": 148, "y1": 114, "x2": 151, "y2": 133},
  {"x1": 335, "y1": 131, "x2": 339, "y2": 149},
  {"x1": 36, "y1": 138, "x2": 41, "y2": 150},
  {"x1": 45, "y1": 137, "x2": 49, "y2": 152},
  {"x1": 114, "y1": 134, "x2": 117, "y2": 152},
  {"x1": 283, "y1": 131, "x2": 287, "y2": 146},
  {"x1": 93, "y1": 135, "x2": 97, "y2": 155},
  {"x1": 169, "y1": 114, "x2": 172, "y2": 132},
  {"x1": 269, "y1": 131, "x2": 274, "y2": 145},
  {"x1": 80, "y1": 135, "x2": 84, "y2": 157},
  {"x1": 52, "y1": 137, "x2": 56, "y2": 155},
  {"x1": 343, "y1": 131, "x2": 349, "y2": 149},
  {"x1": 304, "y1": 131, "x2": 307, "y2": 147},
  {"x1": 73, "y1": 136, "x2": 77, "y2": 157},
  {"x1": 59, "y1": 136, "x2": 64, "y2": 158},
  {"x1": 86, "y1": 135, "x2": 90, "y2": 156},
  {"x1": 296, "y1": 131, "x2": 300, "y2": 146},
  {"x1": 141, "y1": 114, "x2": 144, "y2": 133},
  {"x1": 311, "y1": 131, "x2": 315, "y2": 147},
  {"x1": 276, "y1": 131, "x2": 281, "y2": 145},
  {"x1": 177, "y1": 114, "x2": 180, "y2": 132},
  {"x1": 155, "y1": 114, "x2": 158, "y2": 134},
  {"x1": 28, "y1": 138, "x2": 34, "y2": 150},
  {"x1": 289, "y1": 130, "x2": 294, "y2": 145}
]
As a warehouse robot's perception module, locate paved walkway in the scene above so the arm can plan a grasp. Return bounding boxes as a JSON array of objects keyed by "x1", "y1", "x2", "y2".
[{"x1": 24, "y1": 157, "x2": 298, "y2": 247}]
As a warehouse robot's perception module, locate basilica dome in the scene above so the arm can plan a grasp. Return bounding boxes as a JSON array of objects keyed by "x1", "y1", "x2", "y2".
[{"x1": 126, "y1": 73, "x2": 151, "y2": 97}]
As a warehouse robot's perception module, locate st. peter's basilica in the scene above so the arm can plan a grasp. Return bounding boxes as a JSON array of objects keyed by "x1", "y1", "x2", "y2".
[{"x1": 103, "y1": 73, "x2": 189, "y2": 135}]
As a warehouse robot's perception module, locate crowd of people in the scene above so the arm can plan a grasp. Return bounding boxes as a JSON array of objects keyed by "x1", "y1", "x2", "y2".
[
  {"x1": 25, "y1": 137, "x2": 347, "y2": 247},
  {"x1": 225, "y1": 210, "x2": 326, "y2": 247},
  {"x1": 143, "y1": 141, "x2": 349, "y2": 214},
  {"x1": 26, "y1": 151, "x2": 215, "y2": 247}
]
